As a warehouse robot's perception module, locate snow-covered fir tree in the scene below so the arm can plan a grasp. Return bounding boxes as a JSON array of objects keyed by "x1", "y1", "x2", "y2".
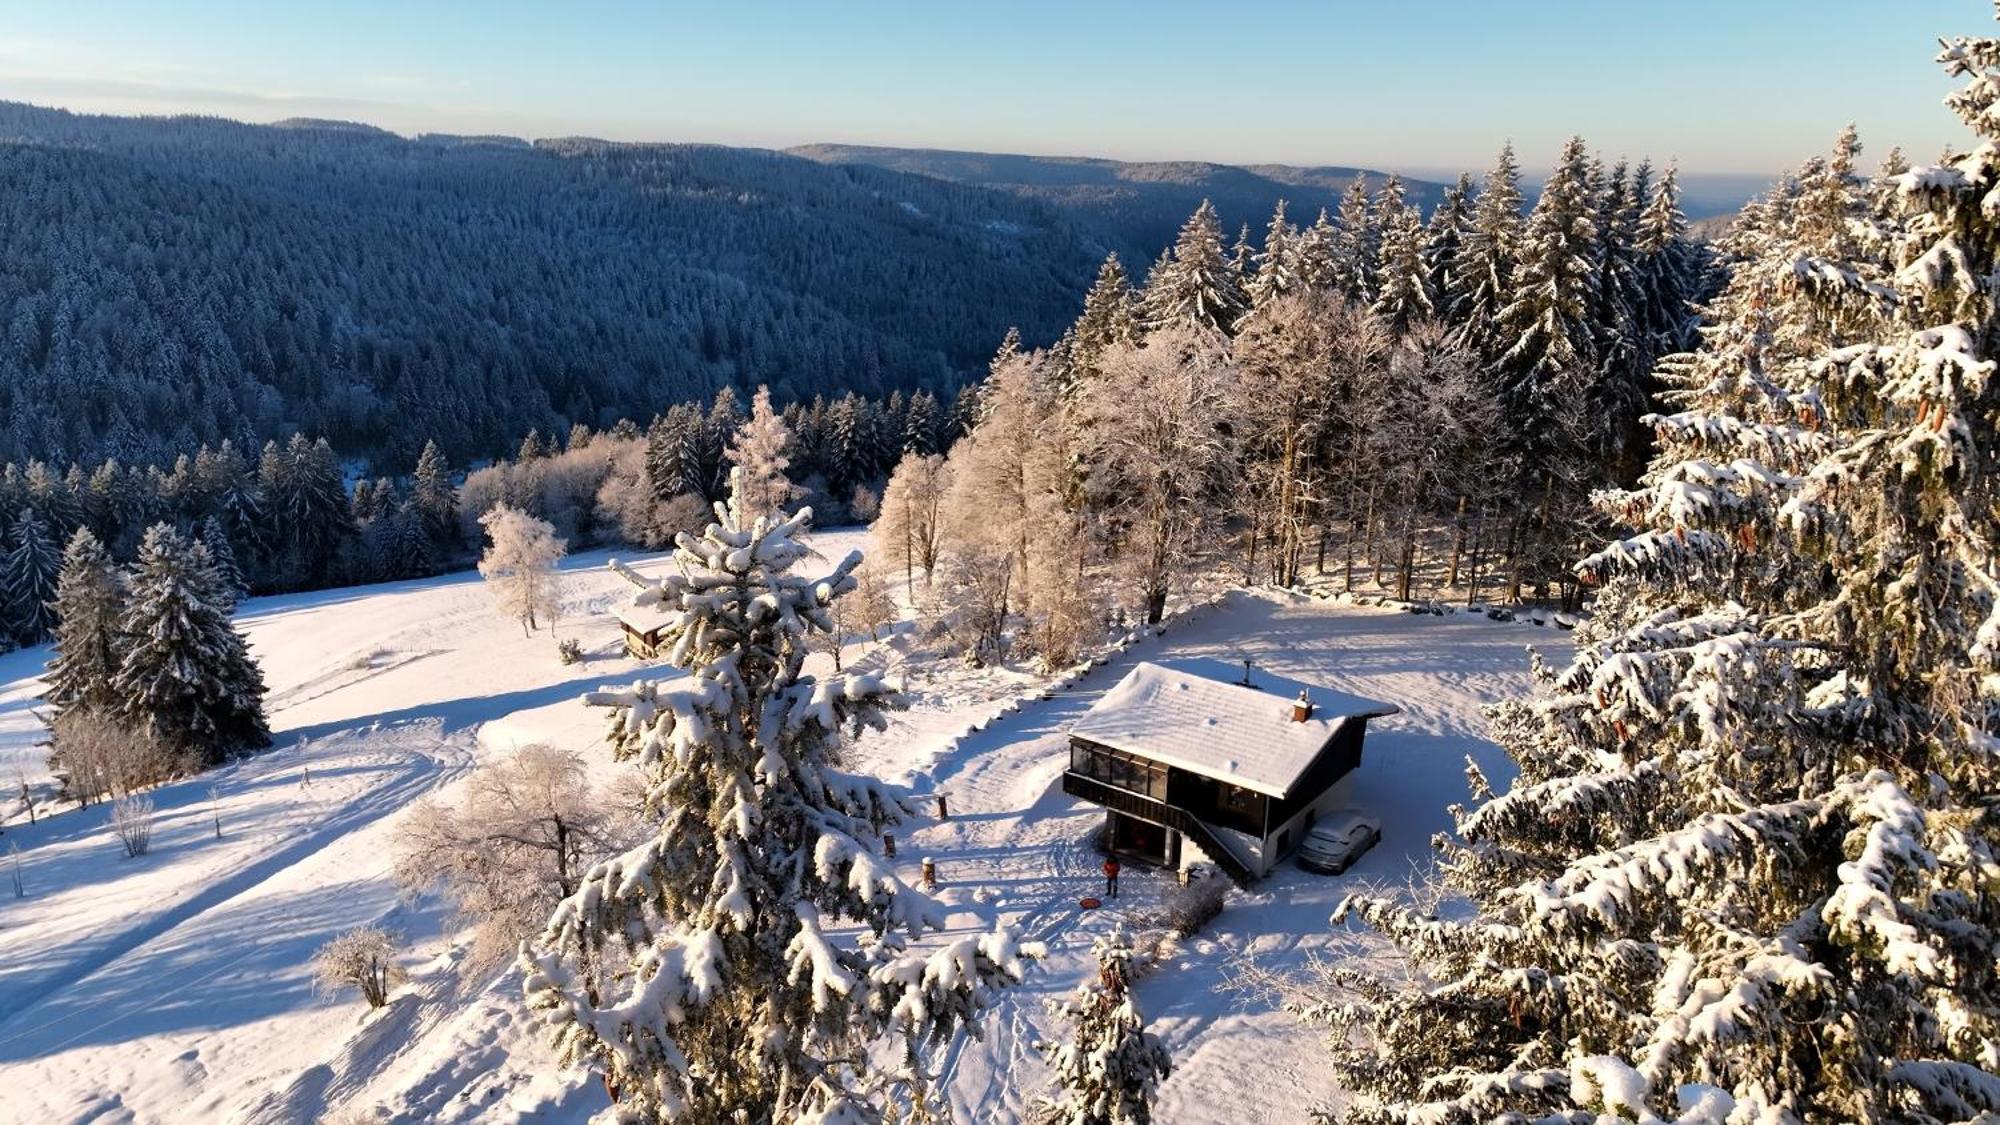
[
  {"x1": 727, "y1": 385, "x2": 803, "y2": 522},
  {"x1": 1315, "y1": 18, "x2": 2000, "y2": 1121},
  {"x1": 1139, "y1": 200, "x2": 1250, "y2": 336},
  {"x1": 1330, "y1": 175, "x2": 1379, "y2": 305},
  {"x1": 112, "y1": 523, "x2": 268, "y2": 766},
  {"x1": 1035, "y1": 929, "x2": 1173, "y2": 1125},
  {"x1": 201, "y1": 516, "x2": 245, "y2": 612},
  {"x1": 520, "y1": 480, "x2": 1042, "y2": 1123},
  {"x1": 411, "y1": 439, "x2": 461, "y2": 553},
  {"x1": 3, "y1": 510, "x2": 61, "y2": 644},
  {"x1": 41, "y1": 527, "x2": 124, "y2": 720},
  {"x1": 1245, "y1": 200, "x2": 1299, "y2": 309},
  {"x1": 1424, "y1": 172, "x2": 1475, "y2": 312},
  {"x1": 1370, "y1": 175, "x2": 1436, "y2": 332},
  {"x1": 1448, "y1": 142, "x2": 1526, "y2": 361}
]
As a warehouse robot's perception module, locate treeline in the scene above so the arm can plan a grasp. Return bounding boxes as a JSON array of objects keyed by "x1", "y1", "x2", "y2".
[
  {"x1": 0, "y1": 100, "x2": 1103, "y2": 469},
  {"x1": 0, "y1": 385, "x2": 945, "y2": 652},
  {"x1": 878, "y1": 138, "x2": 1713, "y2": 667}
]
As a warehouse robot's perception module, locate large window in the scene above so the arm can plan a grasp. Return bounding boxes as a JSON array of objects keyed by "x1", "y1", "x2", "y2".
[{"x1": 1069, "y1": 741, "x2": 1168, "y2": 800}]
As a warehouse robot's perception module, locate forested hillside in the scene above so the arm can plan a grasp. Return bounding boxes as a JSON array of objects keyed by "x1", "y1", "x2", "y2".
[
  {"x1": 791, "y1": 142, "x2": 1449, "y2": 268},
  {"x1": 0, "y1": 102, "x2": 1107, "y2": 468}
]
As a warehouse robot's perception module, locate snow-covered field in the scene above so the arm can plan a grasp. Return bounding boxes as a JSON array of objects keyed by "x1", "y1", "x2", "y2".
[{"x1": 0, "y1": 528, "x2": 1560, "y2": 1123}]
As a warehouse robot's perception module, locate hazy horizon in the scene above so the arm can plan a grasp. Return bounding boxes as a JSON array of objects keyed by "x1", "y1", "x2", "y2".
[{"x1": 0, "y1": 0, "x2": 1973, "y2": 180}]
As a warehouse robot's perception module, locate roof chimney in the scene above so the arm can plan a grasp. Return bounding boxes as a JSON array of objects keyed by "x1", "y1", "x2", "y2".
[
  {"x1": 1291, "y1": 690, "x2": 1313, "y2": 723},
  {"x1": 1240, "y1": 658, "x2": 1255, "y2": 687}
]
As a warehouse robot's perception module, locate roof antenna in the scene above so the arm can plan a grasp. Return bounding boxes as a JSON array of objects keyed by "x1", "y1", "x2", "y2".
[{"x1": 1240, "y1": 658, "x2": 1255, "y2": 687}]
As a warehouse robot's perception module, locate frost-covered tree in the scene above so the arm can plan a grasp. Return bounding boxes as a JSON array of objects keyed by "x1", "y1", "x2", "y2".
[
  {"x1": 396, "y1": 743, "x2": 620, "y2": 968},
  {"x1": 1370, "y1": 176, "x2": 1435, "y2": 333},
  {"x1": 520, "y1": 484, "x2": 1041, "y2": 1122},
  {"x1": 1634, "y1": 162, "x2": 1700, "y2": 367},
  {"x1": 313, "y1": 926, "x2": 407, "y2": 1010},
  {"x1": 1138, "y1": 200, "x2": 1249, "y2": 336},
  {"x1": 1317, "y1": 19, "x2": 2000, "y2": 1121},
  {"x1": 1448, "y1": 142, "x2": 1526, "y2": 361},
  {"x1": 1035, "y1": 929, "x2": 1173, "y2": 1125},
  {"x1": 728, "y1": 385, "x2": 802, "y2": 523},
  {"x1": 1086, "y1": 327, "x2": 1235, "y2": 622},
  {"x1": 1245, "y1": 200, "x2": 1299, "y2": 309},
  {"x1": 1232, "y1": 292, "x2": 1351, "y2": 587},
  {"x1": 1330, "y1": 176, "x2": 1379, "y2": 305},
  {"x1": 477, "y1": 504, "x2": 566, "y2": 635},
  {"x1": 1423, "y1": 172, "x2": 1475, "y2": 313},
  {"x1": 112, "y1": 523, "x2": 269, "y2": 767},
  {"x1": 412, "y1": 439, "x2": 462, "y2": 553},
  {"x1": 200, "y1": 516, "x2": 245, "y2": 612},
  {"x1": 41, "y1": 527, "x2": 124, "y2": 720},
  {"x1": 3, "y1": 510, "x2": 60, "y2": 644},
  {"x1": 874, "y1": 451, "x2": 951, "y2": 588}
]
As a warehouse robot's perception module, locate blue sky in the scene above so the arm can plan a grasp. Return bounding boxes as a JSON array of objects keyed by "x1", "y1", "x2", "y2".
[{"x1": 0, "y1": 1, "x2": 1976, "y2": 175}]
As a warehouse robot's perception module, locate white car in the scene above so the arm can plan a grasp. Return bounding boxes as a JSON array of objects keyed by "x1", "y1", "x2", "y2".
[{"x1": 1295, "y1": 811, "x2": 1381, "y2": 874}]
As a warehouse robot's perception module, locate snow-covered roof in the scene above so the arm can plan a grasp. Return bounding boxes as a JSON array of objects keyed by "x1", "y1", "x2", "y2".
[
  {"x1": 1068, "y1": 662, "x2": 1397, "y2": 799},
  {"x1": 613, "y1": 601, "x2": 676, "y2": 637}
]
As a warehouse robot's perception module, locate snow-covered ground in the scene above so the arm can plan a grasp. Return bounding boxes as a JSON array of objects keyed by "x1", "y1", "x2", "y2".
[{"x1": 0, "y1": 528, "x2": 1561, "y2": 1123}]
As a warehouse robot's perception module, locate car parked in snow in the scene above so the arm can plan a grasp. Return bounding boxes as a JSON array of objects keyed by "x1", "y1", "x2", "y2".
[{"x1": 1294, "y1": 811, "x2": 1381, "y2": 874}]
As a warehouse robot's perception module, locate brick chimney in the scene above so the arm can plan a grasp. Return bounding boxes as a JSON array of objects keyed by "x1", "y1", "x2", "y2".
[{"x1": 1291, "y1": 690, "x2": 1313, "y2": 723}]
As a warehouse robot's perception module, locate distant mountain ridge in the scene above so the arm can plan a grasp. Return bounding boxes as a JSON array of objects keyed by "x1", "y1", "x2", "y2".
[
  {"x1": 0, "y1": 101, "x2": 1108, "y2": 468},
  {"x1": 790, "y1": 142, "x2": 1449, "y2": 269}
]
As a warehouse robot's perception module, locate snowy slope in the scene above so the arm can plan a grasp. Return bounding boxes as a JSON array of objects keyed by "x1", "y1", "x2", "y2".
[{"x1": 0, "y1": 536, "x2": 1557, "y2": 1124}]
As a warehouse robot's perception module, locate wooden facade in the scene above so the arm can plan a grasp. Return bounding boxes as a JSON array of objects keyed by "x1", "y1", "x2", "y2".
[{"x1": 1063, "y1": 716, "x2": 1372, "y2": 884}]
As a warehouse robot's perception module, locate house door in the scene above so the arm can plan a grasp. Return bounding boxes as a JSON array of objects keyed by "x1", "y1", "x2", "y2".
[{"x1": 1109, "y1": 813, "x2": 1176, "y2": 866}]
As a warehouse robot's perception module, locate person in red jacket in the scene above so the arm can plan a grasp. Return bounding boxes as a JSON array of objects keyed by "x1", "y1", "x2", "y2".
[{"x1": 1102, "y1": 856, "x2": 1121, "y2": 900}]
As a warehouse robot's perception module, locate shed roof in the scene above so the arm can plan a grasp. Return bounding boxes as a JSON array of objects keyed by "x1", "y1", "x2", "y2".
[
  {"x1": 1068, "y1": 661, "x2": 1397, "y2": 798},
  {"x1": 613, "y1": 601, "x2": 676, "y2": 637}
]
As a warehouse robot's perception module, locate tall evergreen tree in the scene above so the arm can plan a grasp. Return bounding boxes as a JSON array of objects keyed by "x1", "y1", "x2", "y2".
[
  {"x1": 113, "y1": 523, "x2": 269, "y2": 765},
  {"x1": 1293, "y1": 207, "x2": 1341, "y2": 293},
  {"x1": 411, "y1": 439, "x2": 461, "y2": 552},
  {"x1": 1370, "y1": 176, "x2": 1435, "y2": 332},
  {"x1": 1330, "y1": 176, "x2": 1378, "y2": 304},
  {"x1": 41, "y1": 527, "x2": 123, "y2": 719},
  {"x1": 1245, "y1": 200, "x2": 1299, "y2": 309},
  {"x1": 1448, "y1": 142, "x2": 1526, "y2": 360},
  {"x1": 725, "y1": 385, "x2": 801, "y2": 522},
  {"x1": 1422, "y1": 172, "x2": 1475, "y2": 311},
  {"x1": 521, "y1": 485, "x2": 1040, "y2": 1121},
  {"x1": 201, "y1": 516, "x2": 245, "y2": 612},
  {"x1": 1319, "y1": 18, "x2": 2000, "y2": 1119},
  {"x1": 1634, "y1": 162, "x2": 1699, "y2": 363},
  {"x1": 1070, "y1": 254, "x2": 1138, "y2": 391},
  {"x1": 3, "y1": 511, "x2": 60, "y2": 644},
  {"x1": 1138, "y1": 200, "x2": 1249, "y2": 336},
  {"x1": 1036, "y1": 929, "x2": 1174, "y2": 1125}
]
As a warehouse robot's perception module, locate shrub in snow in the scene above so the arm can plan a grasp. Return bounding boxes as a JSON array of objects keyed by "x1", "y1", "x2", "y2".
[
  {"x1": 1161, "y1": 873, "x2": 1228, "y2": 939},
  {"x1": 48, "y1": 710, "x2": 177, "y2": 807},
  {"x1": 111, "y1": 793, "x2": 153, "y2": 858},
  {"x1": 1035, "y1": 929, "x2": 1173, "y2": 1125},
  {"x1": 520, "y1": 481, "x2": 1041, "y2": 1121},
  {"x1": 1313, "y1": 27, "x2": 2000, "y2": 1122},
  {"x1": 555, "y1": 637, "x2": 583, "y2": 666},
  {"x1": 312, "y1": 926, "x2": 407, "y2": 1009}
]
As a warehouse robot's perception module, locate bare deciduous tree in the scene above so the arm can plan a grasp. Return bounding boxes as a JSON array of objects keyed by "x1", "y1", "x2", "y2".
[{"x1": 874, "y1": 451, "x2": 951, "y2": 588}]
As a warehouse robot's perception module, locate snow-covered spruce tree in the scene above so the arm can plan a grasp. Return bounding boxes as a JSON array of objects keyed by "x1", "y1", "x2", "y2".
[
  {"x1": 1371, "y1": 175, "x2": 1436, "y2": 334},
  {"x1": 1315, "y1": 23, "x2": 2000, "y2": 1122},
  {"x1": 1246, "y1": 200, "x2": 1300, "y2": 309},
  {"x1": 3, "y1": 510, "x2": 61, "y2": 643},
  {"x1": 113, "y1": 523, "x2": 269, "y2": 767},
  {"x1": 1423, "y1": 172, "x2": 1475, "y2": 315},
  {"x1": 1035, "y1": 929, "x2": 1173, "y2": 1125},
  {"x1": 1330, "y1": 175, "x2": 1379, "y2": 305},
  {"x1": 201, "y1": 515, "x2": 245, "y2": 612},
  {"x1": 1294, "y1": 207, "x2": 1341, "y2": 293},
  {"x1": 1492, "y1": 135, "x2": 1603, "y2": 602},
  {"x1": 520, "y1": 486, "x2": 1041, "y2": 1123},
  {"x1": 412, "y1": 438, "x2": 462, "y2": 553},
  {"x1": 42, "y1": 527, "x2": 124, "y2": 720},
  {"x1": 729, "y1": 385, "x2": 803, "y2": 523},
  {"x1": 1448, "y1": 142, "x2": 1526, "y2": 362},
  {"x1": 1139, "y1": 200, "x2": 1250, "y2": 337}
]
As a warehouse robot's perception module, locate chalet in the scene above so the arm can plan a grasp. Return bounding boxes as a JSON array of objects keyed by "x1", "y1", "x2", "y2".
[
  {"x1": 615, "y1": 602, "x2": 676, "y2": 659},
  {"x1": 1062, "y1": 661, "x2": 1397, "y2": 885}
]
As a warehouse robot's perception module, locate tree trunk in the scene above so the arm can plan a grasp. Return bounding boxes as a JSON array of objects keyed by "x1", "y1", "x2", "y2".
[{"x1": 1446, "y1": 493, "x2": 1469, "y2": 589}]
